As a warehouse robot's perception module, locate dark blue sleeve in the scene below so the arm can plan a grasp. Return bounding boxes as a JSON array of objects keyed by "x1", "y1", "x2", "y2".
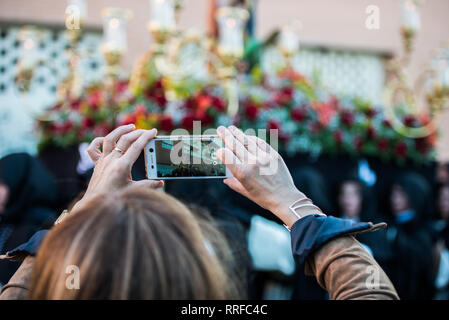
[
  {"x1": 291, "y1": 215, "x2": 378, "y2": 267},
  {"x1": 5, "y1": 229, "x2": 49, "y2": 259}
]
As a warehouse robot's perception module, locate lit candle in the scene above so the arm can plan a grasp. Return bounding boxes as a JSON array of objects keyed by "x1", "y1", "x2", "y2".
[
  {"x1": 434, "y1": 55, "x2": 449, "y2": 88},
  {"x1": 18, "y1": 27, "x2": 40, "y2": 69},
  {"x1": 401, "y1": 0, "x2": 421, "y2": 33},
  {"x1": 67, "y1": 0, "x2": 88, "y2": 22},
  {"x1": 149, "y1": 0, "x2": 176, "y2": 32},
  {"x1": 102, "y1": 8, "x2": 132, "y2": 55},
  {"x1": 278, "y1": 24, "x2": 300, "y2": 56},
  {"x1": 442, "y1": 64, "x2": 449, "y2": 88},
  {"x1": 216, "y1": 7, "x2": 249, "y2": 59}
]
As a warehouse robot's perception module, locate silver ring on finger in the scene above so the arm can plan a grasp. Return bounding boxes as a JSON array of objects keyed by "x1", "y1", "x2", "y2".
[{"x1": 114, "y1": 147, "x2": 124, "y2": 155}]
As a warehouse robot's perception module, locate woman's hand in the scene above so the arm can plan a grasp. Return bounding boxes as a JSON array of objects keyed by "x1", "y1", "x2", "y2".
[
  {"x1": 71, "y1": 125, "x2": 163, "y2": 212},
  {"x1": 216, "y1": 125, "x2": 321, "y2": 228}
]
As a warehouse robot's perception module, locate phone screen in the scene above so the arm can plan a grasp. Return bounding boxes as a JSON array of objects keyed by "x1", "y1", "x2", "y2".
[{"x1": 153, "y1": 137, "x2": 227, "y2": 178}]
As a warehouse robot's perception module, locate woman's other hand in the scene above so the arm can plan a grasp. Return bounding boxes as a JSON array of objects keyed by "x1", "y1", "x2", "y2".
[
  {"x1": 72, "y1": 125, "x2": 163, "y2": 212},
  {"x1": 216, "y1": 125, "x2": 322, "y2": 228}
]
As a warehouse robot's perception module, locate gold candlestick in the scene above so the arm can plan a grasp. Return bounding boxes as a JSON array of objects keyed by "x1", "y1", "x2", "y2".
[
  {"x1": 101, "y1": 7, "x2": 133, "y2": 81},
  {"x1": 215, "y1": 6, "x2": 249, "y2": 116}
]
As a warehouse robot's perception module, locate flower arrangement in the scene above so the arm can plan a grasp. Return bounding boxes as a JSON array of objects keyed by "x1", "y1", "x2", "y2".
[
  {"x1": 235, "y1": 67, "x2": 436, "y2": 164},
  {"x1": 38, "y1": 80, "x2": 129, "y2": 149},
  {"x1": 38, "y1": 60, "x2": 436, "y2": 164}
]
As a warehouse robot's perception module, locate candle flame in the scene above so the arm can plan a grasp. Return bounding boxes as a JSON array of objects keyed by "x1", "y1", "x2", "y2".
[
  {"x1": 24, "y1": 38, "x2": 34, "y2": 50},
  {"x1": 226, "y1": 18, "x2": 236, "y2": 28},
  {"x1": 109, "y1": 18, "x2": 120, "y2": 29}
]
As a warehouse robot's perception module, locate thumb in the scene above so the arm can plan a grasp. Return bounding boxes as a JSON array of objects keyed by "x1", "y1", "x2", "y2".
[{"x1": 133, "y1": 179, "x2": 164, "y2": 189}]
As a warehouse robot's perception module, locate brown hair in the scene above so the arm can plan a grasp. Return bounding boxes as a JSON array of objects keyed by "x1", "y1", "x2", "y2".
[{"x1": 29, "y1": 187, "x2": 238, "y2": 299}]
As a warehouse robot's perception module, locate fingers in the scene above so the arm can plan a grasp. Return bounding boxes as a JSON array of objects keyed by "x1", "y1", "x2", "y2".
[
  {"x1": 110, "y1": 129, "x2": 146, "y2": 159},
  {"x1": 228, "y1": 125, "x2": 259, "y2": 156},
  {"x1": 133, "y1": 179, "x2": 164, "y2": 189},
  {"x1": 251, "y1": 135, "x2": 275, "y2": 155},
  {"x1": 103, "y1": 124, "x2": 136, "y2": 155},
  {"x1": 120, "y1": 129, "x2": 157, "y2": 167},
  {"x1": 217, "y1": 126, "x2": 255, "y2": 163},
  {"x1": 216, "y1": 147, "x2": 241, "y2": 175},
  {"x1": 87, "y1": 137, "x2": 105, "y2": 164}
]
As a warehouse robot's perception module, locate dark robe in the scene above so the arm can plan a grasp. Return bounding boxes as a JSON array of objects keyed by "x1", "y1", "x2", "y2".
[
  {"x1": 0, "y1": 153, "x2": 58, "y2": 285},
  {"x1": 380, "y1": 172, "x2": 436, "y2": 300}
]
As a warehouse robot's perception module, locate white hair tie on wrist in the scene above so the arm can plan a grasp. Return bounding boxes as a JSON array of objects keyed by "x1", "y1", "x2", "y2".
[{"x1": 284, "y1": 198, "x2": 326, "y2": 231}]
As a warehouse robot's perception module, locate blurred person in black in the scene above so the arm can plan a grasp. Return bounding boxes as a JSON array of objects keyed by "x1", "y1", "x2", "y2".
[
  {"x1": 0, "y1": 153, "x2": 58, "y2": 286},
  {"x1": 335, "y1": 176, "x2": 393, "y2": 267},
  {"x1": 431, "y1": 183, "x2": 449, "y2": 299},
  {"x1": 335, "y1": 179, "x2": 374, "y2": 257},
  {"x1": 382, "y1": 172, "x2": 435, "y2": 300}
]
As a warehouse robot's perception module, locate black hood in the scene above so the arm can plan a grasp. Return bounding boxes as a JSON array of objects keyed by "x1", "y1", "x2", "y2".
[
  {"x1": 0, "y1": 153, "x2": 57, "y2": 223},
  {"x1": 334, "y1": 173, "x2": 379, "y2": 222},
  {"x1": 393, "y1": 171, "x2": 432, "y2": 222}
]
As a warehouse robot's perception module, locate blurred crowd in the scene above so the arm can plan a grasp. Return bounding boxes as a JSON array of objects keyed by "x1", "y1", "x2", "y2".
[{"x1": 1, "y1": 151, "x2": 449, "y2": 300}]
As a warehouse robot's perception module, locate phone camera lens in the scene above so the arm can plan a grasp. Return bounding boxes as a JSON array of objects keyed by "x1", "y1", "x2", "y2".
[
  {"x1": 149, "y1": 148, "x2": 154, "y2": 153},
  {"x1": 151, "y1": 165, "x2": 154, "y2": 169}
]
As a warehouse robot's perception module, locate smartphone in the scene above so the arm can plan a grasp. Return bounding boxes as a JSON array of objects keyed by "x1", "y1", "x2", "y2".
[{"x1": 145, "y1": 135, "x2": 232, "y2": 180}]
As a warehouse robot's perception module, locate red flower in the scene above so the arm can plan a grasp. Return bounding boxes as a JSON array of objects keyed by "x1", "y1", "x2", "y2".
[
  {"x1": 415, "y1": 138, "x2": 429, "y2": 154},
  {"x1": 195, "y1": 110, "x2": 213, "y2": 127},
  {"x1": 394, "y1": 142, "x2": 408, "y2": 158},
  {"x1": 334, "y1": 130, "x2": 343, "y2": 145},
  {"x1": 93, "y1": 125, "x2": 110, "y2": 137},
  {"x1": 291, "y1": 108, "x2": 306, "y2": 123},
  {"x1": 211, "y1": 96, "x2": 225, "y2": 112},
  {"x1": 267, "y1": 119, "x2": 281, "y2": 131},
  {"x1": 181, "y1": 114, "x2": 195, "y2": 131},
  {"x1": 245, "y1": 104, "x2": 259, "y2": 121},
  {"x1": 354, "y1": 137, "x2": 364, "y2": 152},
  {"x1": 70, "y1": 99, "x2": 81, "y2": 111},
  {"x1": 115, "y1": 81, "x2": 128, "y2": 94},
  {"x1": 184, "y1": 97, "x2": 195, "y2": 110},
  {"x1": 81, "y1": 117, "x2": 95, "y2": 129},
  {"x1": 154, "y1": 79, "x2": 163, "y2": 89},
  {"x1": 118, "y1": 114, "x2": 137, "y2": 126},
  {"x1": 49, "y1": 122, "x2": 62, "y2": 134},
  {"x1": 383, "y1": 119, "x2": 392, "y2": 128},
  {"x1": 145, "y1": 79, "x2": 167, "y2": 107},
  {"x1": 280, "y1": 132, "x2": 291, "y2": 144},
  {"x1": 377, "y1": 138, "x2": 389, "y2": 152},
  {"x1": 315, "y1": 101, "x2": 336, "y2": 127},
  {"x1": 88, "y1": 92, "x2": 101, "y2": 110},
  {"x1": 341, "y1": 110, "x2": 354, "y2": 127},
  {"x1": 282, "y1": 87, "x2": 294, "y2": 98},
  {"x1": 366, "y1": 126, "x2": 377, "y2": 140},
  {"x1": 274, "y1": 87, "x2": 294, "y2": 105},
  {"x1": 309, "y1": 122, "x2": 322, "y2": 134},
  {"x1": 134, "y1": 104, "x2": 147, "y2": 116},
  {"x1": 159, "y1": 115, "x2": 174, "y2": 132},
  {"x1": 197, "y1": 94, "x2": 212, "y2": 111},
  {"x1": 328, "y1": 96, "x2": 340, "y2": 109},
  {"x1": 153, "y1": 91, "x2": 167, "y2": 107},
  {"x1": 364, "y1": 107, "x2": 377, "y2": 119},
  {"x1": 403, "y1": 115, "x2": 417, "y2": 127},
  {"x1": 62, "y1": 121, "x2": 73, "y2": 134}
]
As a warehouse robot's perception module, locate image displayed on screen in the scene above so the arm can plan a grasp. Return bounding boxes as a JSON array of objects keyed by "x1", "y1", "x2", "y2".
[{"x1": 154, "y1": 138, "x2": 227, "y2": 178}]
